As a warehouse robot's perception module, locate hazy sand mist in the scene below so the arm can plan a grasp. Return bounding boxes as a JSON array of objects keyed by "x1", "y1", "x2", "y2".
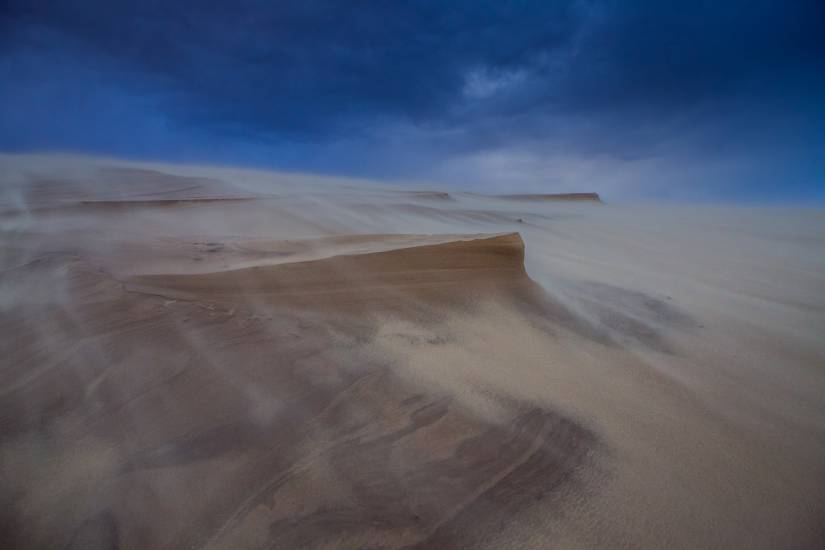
[{"x1": 1, "y1": 154, "x2": 824, "y2": 549}]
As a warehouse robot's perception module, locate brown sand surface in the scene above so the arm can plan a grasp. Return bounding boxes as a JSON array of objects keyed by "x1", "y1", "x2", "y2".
[{"x1": 1, "y1": 154, "x2": 824, "y2": 549}]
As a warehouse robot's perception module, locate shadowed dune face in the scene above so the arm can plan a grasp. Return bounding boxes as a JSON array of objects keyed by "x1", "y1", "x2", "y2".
[{"x1": 2, "y1": 155, "x2": 825, "y2": 550}]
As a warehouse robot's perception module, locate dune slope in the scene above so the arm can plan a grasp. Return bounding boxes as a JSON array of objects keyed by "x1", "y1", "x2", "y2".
[
  {"x1": 2, "y1": 154, "x2": 824, "y2": 550},
  {"x1": 0, "y1": 231, "x2": 599, "y2": 550}
]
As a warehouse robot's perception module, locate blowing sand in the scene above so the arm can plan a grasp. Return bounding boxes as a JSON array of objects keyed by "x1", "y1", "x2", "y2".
[{"x1": 1, "y1": 153, "x2": 824, "y2": 549}]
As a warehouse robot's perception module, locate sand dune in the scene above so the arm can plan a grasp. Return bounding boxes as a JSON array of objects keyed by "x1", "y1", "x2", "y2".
[
  {"x1": 0, "y1": 236, "x2": 597, "y2": 550},
  {"x1": 1, "y1": 154, "x2": 824, "y2": 550},
  {"x1": 126, "y1": 234, "x2": 531, "y2": 307},
  {"x1": 493, "y1": 192, "x2": 602, "y2": 202}
]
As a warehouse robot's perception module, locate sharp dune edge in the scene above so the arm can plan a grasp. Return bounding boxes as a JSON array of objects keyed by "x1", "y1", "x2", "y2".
[
  {"x1": 126, "y1": 233, "x2": 532, "y2": 306},
  {"x1": 495, "y1": 192, "x2": 603, "y2": 202},
  {"x1": 1, "y1": 154, "x2": 825, "y2": 550}
]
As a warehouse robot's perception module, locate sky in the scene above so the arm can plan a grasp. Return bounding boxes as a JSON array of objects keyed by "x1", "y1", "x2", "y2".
[{"x1": 1, "y1": 1, "x2": 824, "y2": 201}]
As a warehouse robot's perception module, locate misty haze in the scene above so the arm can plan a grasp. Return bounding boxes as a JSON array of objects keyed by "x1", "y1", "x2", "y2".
[{"x1": 1, "y1": 2, "x2": 824, "y2": 550}]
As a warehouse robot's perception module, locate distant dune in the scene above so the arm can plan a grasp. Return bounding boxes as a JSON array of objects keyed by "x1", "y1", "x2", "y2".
[
  {"x1": 127, "y1": 233, "x2": 530, "y2": 307},
  {"x1": 494, "y1": 192, "x2": 602, "y2": 202},
  {"x1": 1, "y1": 154, "x2": 824, "y2": 550}
]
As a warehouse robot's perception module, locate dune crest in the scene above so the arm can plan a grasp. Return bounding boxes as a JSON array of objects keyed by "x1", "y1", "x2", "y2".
[
  {"x1": 126, "y1": 233, "x2": 533, "y2": 309},
  {"x1": 495, "y1": 192, "x2": 602, "y2": 202}
]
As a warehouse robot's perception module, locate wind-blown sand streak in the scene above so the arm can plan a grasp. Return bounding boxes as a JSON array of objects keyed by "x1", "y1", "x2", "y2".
[{"x1": 1, "y1": 154, "x2": 824, "y2": 550}]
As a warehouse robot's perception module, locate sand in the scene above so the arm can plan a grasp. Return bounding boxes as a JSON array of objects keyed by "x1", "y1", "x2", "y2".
[
  {"x1": 493, "y1": 193, "x2": 602, "y2": 202},
  {"x1": 1, "y1": 153, "x2": 824, "y2": 549}
]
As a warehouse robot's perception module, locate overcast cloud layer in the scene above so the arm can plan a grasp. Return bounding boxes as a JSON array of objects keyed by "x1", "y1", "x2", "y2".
[{"x1": 2, "y1": 1, "x2": 824, "y2": 200}]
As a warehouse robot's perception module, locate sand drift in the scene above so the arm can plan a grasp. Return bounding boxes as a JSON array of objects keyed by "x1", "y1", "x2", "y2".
[{"x1": 1, "y1": 154, "x2": 824, "y2": 549}]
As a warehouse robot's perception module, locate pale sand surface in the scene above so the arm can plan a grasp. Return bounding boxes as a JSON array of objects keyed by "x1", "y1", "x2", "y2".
[{"x1": 1, "y1": 153, "x2": 824, "y2": 549}]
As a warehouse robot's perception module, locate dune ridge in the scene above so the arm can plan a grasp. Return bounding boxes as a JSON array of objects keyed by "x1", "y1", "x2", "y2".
[
  {"x1": 495, "y1": 192, "x2": 602, "y2": 202},
  {"x1": 126, "y1": 233, "x2": 533, "y2": 309}
]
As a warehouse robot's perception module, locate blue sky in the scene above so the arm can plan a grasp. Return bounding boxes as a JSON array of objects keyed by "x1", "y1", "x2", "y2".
[{"x1": 2, "y1": 1, "x2": 824, "y2": 200}]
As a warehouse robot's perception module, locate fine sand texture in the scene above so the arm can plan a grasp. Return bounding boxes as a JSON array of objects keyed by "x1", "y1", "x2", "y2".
[{"x1": 1, "y1": 153, "x2": 824, "y2": 549}]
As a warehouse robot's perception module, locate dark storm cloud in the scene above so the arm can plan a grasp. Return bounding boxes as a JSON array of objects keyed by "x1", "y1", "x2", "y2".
[
  {"x1": 1, "y1": 1, "x2": 824, "y2": 199},
  {"x1": 0, "y1": 1, "x2": 580, "y2": 135}
]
